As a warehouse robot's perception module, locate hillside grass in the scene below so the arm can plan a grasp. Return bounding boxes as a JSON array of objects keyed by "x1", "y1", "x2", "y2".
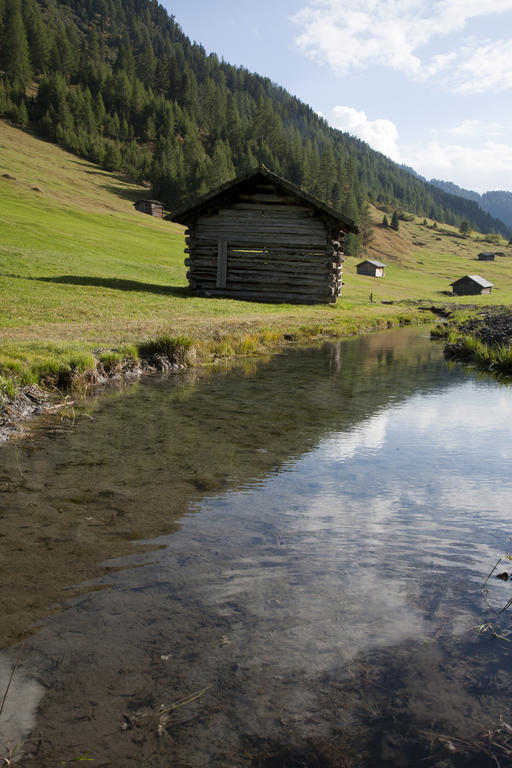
[
  {"x1": 2, "y1": 120, "x2": 511, "y2": 392},
  {"x1": 346, "y1": 210, "x2": 512, "y2": 304}
]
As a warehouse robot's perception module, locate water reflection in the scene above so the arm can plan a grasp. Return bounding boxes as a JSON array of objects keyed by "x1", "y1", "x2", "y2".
[{"x1": 2, "y1": 327, "x2": 512, "y2": 766}]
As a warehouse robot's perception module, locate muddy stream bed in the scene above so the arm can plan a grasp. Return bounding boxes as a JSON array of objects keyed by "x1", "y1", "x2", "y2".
[{"x1": 2, "y1": 327, "x2": 512, "y2": 767}]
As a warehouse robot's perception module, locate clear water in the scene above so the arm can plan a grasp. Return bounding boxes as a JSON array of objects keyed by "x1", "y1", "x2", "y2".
[{"x1": 1, "y1": 327, "x2": 512, "y2": 767}]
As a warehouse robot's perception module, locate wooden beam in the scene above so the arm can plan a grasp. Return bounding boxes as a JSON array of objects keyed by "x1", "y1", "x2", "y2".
[{"x1": 216, "y1": 238, "x2": 227, "y2": 289}]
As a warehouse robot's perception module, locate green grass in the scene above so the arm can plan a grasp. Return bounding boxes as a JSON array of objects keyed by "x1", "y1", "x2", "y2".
[
  {"x1": 444, "y1": 332, "x2": 512, "y2": 376},
  {"x1": 440, "y1": 312, "x2": 512, "y2": 378},
  {"x1": 345, "y1": 214, "x2": 512, "y2": 306},
  {"x1": 8, "y1": 119, "x2": 508, "y2": 390}
]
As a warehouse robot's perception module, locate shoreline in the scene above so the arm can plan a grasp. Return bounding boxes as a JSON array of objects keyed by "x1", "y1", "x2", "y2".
[
  {"x1": 0, "y1": 304, "x2": 437, "y2": 443},
  {"x1": 432, "y1": 305, "x2": 512, "y2": 379}
]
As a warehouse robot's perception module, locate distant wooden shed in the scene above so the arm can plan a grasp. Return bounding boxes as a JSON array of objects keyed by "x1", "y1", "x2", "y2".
[
  {"x1": 356, "y1": 259, "x2": 386, "y2": 277},
  {"x1": 170, "y1": 166, "x2": 358, "y2": 304},
  {"x1": 477, "y1": 251, "x2": 495, "y2": 261},
  {"x1": 134, "y1": 199, "x2": 164, "y2": 218},
  {"x1": 451, "y1": 275, "x2": 494, "y2": 295}
]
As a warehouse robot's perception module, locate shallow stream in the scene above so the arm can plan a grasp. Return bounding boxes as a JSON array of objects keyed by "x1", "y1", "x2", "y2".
[{"x1": 1, "y1": 327, "x2": 512, "y2": 767}]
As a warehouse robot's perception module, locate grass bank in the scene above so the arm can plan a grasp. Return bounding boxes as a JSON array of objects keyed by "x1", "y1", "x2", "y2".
[
  {"x1": 432, "y1": 307, "x2": 512, "y2": 379},
  {"x1": 0, "y1": 308, "x2": 426, "y2": 400}
]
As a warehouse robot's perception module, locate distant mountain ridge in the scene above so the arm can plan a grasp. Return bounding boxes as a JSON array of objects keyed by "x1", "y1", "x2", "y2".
[{"x1": 429, "y1": 179, "x2": 512, "y2": 228}]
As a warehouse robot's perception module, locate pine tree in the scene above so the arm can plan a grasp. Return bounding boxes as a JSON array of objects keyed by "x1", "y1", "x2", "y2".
[
  {"x1": 391, "y1": 210, "x2": 399, "y2": 231},
  {"x1": 319, "y1": 144, "x2": 336, "y2": 205},
  {"x1": 205, "y1": 139, "x2": 235, "y2": 189},
  {"x1": 94, "y1": 92, "x2": 106, "y2": 127},
  {"x1": 344, "y1": 232, "x2": 363, "y2": 259},
  {"x1": 359, "y1": 202, "x2": 374, "y2": 247},
  {"x1": 22, "y1": 0, "x2": 48, "y2": 74},
  {"x1": 3, "y1": 0, "x2": 32, "y2": 90},
  {"x1": 104, "y1": 141, "x2": 122, "y2": 171}
]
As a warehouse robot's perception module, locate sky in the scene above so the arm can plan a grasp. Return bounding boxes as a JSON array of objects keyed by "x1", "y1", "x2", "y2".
[{"x1": 161, "y1": 0, "x2": 512, "y2": 194}]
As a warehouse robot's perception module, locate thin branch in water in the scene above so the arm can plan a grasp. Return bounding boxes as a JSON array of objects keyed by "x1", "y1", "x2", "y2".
[
  {"x1": 481, "y1": 558, "x2": 502, "y2": 596},
  {"x1": 0, "y1": 641, "x2": 25, "y2": 718},
  {"x1": 13, "y1": 448, "x2": 24, "y2": 479},
  {"x1": 159, "y1": 686, "x2": 209, "y2": 716}
]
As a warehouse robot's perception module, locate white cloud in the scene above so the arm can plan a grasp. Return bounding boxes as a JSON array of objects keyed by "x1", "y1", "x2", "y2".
[
  {"x1": 323, "y1": 409, "x2": 389, "y2": 461},
  {"x1": 328, "y1": 104, "x2": 512, "y2": 190},
  {"x1": 432, "y1": 120, "x2": 506, "y2": 139},
  {"x1": 438, "y1": 120, "x2": 483, "y2": 137},
  {"x1": 454, "y1": 39, "x2": 512, "y2": 92},
  {"x1": 292, "y1": 0, "x2": 512, "y2": 90},
  {"x1": 329, "y1": 106, "x2": 400, "y2": 160},
  {"x1": 402, "y1": 139, "x2": 512, "y2": 192}
]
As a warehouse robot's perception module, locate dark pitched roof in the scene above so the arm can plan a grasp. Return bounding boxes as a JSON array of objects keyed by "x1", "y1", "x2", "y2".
[
  {"x1": 134, "y1": 199, "x2": 164, "y2": 205},
  {"x1": 450, "y1": 274, "x2": 494, "y2": 288},
  {"x1": 170, "y1": 165, "x2": 359, "y2": 233},
  {"x1": 357, "y1": 259, "x2": 386, "y2": 268}
]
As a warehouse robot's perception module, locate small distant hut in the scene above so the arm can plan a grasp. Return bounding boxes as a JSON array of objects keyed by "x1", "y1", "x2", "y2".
[
  {"x1": 170, "y1": 166, "x2": 359, "y2": 304},
  {"x1": 356, "y1": 259, "x2": 386, "y2": 277},
  {"x1": 134, "y1": 199, "x2": 164, "y2": 218},
  {"x1": 477, "y1": 251, "x2": 495, "y2": 261},
  {"x1": 451, "y1": 275, "x2": 494, "y2": 295}
]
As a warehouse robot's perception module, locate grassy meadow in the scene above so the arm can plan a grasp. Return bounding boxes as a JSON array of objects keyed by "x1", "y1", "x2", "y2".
[{"x1": 1, "y1": 119, "x2": 511, "y2": 392}]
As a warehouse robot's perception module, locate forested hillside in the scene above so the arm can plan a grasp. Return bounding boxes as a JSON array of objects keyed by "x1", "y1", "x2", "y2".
[
  {"x1": 0, "y1": 0, "x2": 510, "y2": 246},
  {"x1": 431, "y1": 179, "x2": 512, "y2": 228}
]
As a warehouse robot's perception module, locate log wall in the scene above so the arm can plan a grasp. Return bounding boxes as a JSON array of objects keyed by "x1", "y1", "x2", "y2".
[
  {"x1": 357, "y1": 263, "x2": 384, "y2": 277},
  {"x1": 452, "y1": 278, "x2": 491, "y2": 295},
  {"x1": 184, "y1": 183, "x2": 344, "y2": 304}
]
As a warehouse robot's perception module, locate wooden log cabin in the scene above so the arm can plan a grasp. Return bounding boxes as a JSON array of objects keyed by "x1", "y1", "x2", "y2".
[
  {"x1": 450, "y1": 274, "x2": 494, "y2": 295},
  {"x1": 356, "y1": 259, "x2": 386, "y2": 277},
  {"x1": 171, "y1": 166, "x2": 359, "y2": 304},
  {"x1": 134, "y1": 199, "x2": 164, "y2": 218}
]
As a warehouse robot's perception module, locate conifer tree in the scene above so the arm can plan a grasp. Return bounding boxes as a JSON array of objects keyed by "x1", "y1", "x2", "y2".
[
  {"x1": 359, "y1": 202, "x2": 374, "y2": 247},
  {"x1": 205, "y1": 139, "x2": 235, "y2": 189},
  {"x1": 391, "y1": 210, "x2": 399, "y2": 231},
  {"x1": 22, "y1": 0, "x2": 48, "y2": 74},
  {"x1": 319, "y1": 144, "x2": 336, "y2": 205},
  {"x1": 3, "y1": 0, "x2": 32, "y2": 90}
]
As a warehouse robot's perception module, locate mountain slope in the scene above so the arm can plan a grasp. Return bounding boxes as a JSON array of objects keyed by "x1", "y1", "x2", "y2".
[
  {"x1": 430, "y1": 180, "x2": 512, "y2": 229},
  {"x1": 0, "y1": 0, "x2": 510, "y2": 240}
]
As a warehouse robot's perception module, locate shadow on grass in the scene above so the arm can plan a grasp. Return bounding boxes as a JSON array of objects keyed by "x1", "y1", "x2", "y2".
[
  {"x1": 71, "y1": 161, "x2": 149, "y2": 204},
  {"x1": 35, "y1": 275, "x2": 191, "y2": 297},
  {"x1": 99, "y1": 182, "x2": 146, "y2": 204}
]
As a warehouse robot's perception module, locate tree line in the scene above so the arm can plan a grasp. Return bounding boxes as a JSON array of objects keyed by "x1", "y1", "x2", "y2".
[{"x1": 0, "y1": 0, "x2": 509, "y2": 254}]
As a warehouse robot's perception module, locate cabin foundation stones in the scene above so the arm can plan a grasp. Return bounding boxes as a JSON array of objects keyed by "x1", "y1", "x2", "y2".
[{"x1": 171, "y1": 166, "x2": 358, "y2": 304}]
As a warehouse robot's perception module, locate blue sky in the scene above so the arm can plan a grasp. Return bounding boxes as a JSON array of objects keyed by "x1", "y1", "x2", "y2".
[{"x1": 162, "y1": 0, "x2": 512, "y2": 193}]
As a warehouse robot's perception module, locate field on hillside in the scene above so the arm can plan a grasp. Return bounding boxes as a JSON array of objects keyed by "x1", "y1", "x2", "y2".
[
  {"x1": 1, "y1": 120, "x2": 511, "y2": 384},
  {"x1": 348, "y1": 209, "x2": 512, "y2": 303}
]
